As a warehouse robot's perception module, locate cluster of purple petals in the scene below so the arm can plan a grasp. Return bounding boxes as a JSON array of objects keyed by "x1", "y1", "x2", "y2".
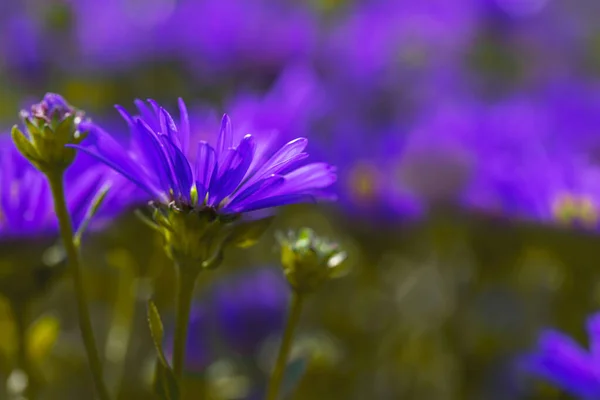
[
  {"x1": 523, "y1": 312, "x2": 600, "y2": 399},
  {"x1": 74, "y1": 91, "x2": 336, "y2": 214}
]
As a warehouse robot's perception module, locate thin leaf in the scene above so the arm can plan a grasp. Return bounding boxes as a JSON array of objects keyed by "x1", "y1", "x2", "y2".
[
  {"x1": 147, "y1": 300, "x2": 180, "y2": 400},
  {"x1": 74, "y1": 184, "x2": 111, "y2": 247}
]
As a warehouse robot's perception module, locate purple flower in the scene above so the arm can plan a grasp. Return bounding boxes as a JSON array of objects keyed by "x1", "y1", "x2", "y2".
[
  {"x1": 211, "y1": 267, "x2": 289, "y2": 355},
  {"x1": 0, "y1": 137, "x2": 128, "y2": 238},
  {"x1": 73, "y1": 99, "x2": 336, "y2": 215},
  {"x1": 174, "y1": 0, "x2": 317, "y2": 76},
  {"x1": 522, "y1": 313, "x2": 600, "y2": 399},
  {"x1": 322, "y1": 121, "x2": 423, "y2": 222}
]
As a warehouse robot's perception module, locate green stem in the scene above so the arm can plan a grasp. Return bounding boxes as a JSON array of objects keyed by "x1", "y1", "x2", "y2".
[
  {"x1": 47, "y1": 171, "x2": 110, "y2": 400},
  {"x1": 266, "y1": 292, "x2": 304, "y2": 400},
  {"x1": 172, "y1": 267, "x2": 198, "y2": 379},
  {"x1": 13, "y1": 301, "x2": 38, "y2": 399}
]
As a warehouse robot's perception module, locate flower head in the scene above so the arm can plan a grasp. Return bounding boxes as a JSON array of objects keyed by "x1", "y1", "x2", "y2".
[
  {"x1": 74, "y1": 99, "x2": 335, "y2": 272},
  {"x1": 74, "y1": 99, "x2": 336, "y2": 215},
  {"x1": 522, "y1": 312, "x2": 600, "y2": 398},
  {"x1": 12, "y1": 93, "x2": 88, "y2": 173}
]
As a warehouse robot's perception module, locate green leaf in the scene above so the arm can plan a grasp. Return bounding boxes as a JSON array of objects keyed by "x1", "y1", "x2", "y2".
[
  {"x1": 147, "y1": 300, "x2": 180, "y2": 400},
  {"x1": 74, "y1": 184, "x2": 111, "y2": 247},
  {"x1": 154, "y1": 361, "x2": 180, "y2": 400},
  {"x1": 11, "y1": 126, "x2": 38, "y2": 163},
  {"x1": 228, "y1": 216, "x2": 275, "y2": 248}
]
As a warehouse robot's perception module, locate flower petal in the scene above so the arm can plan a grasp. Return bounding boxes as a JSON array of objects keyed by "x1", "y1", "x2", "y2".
[
  {"x1": 158, "y1": 135, "x2": 194, "y2": 203},
  {"x1": 195, "y1": 141, "x2": 216, "y2": 200},
  {"x1": 224, "y1": 175, "x2": 286, "y2": 212},
  {"x1": 209, "y1": 135, "x2": 255, "y2": 206},
  {"x1": 216, "y1": 114, "x2": 233, "y2": 160},
  {"x1": 178, "y1": 98, "x2": 190, "y2": 155}
]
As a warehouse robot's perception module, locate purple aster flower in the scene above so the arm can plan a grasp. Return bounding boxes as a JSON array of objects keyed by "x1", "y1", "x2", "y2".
[
  {"x1": 317, "y1": 119, "x2": 423, "y2": 223},
  {"x1": 522, "y1": 312, "x2": 600, "y2": 399},
  {"x1": 211, "y1": 267, "x2": 289, "y2": 356},
  {"x1": 72, "y1": 99, "x2": 336, "y2": 215}
]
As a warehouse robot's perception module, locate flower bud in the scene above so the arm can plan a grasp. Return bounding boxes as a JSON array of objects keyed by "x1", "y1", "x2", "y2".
[
  {"x1": 11, "y1": 93, "x2": 88, "y2": 174},
  {"x1": 278, "y1": 228, "x2": 347, "y2": 294}
]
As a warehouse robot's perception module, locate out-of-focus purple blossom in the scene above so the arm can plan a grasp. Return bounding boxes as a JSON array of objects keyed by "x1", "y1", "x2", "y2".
[
  {"x1": 174, "y1": 0, "x2": 317, "y2": 76},
  {"x1": 211, "y1": 267, "x2": 289, "y2": 356},
  {"x1": 393, "y1": 101, "x2": 480, "y2": 206},
  {"x1": 75, "y1": 98, "x2": 336, "y2": 214},
  {"x1": 522, "y1": 312, "x2": 600, "y2": 399},
  {"x1": 0, "y1": 136, "x2": 131, "y2": 238},
  {"x1": 391, "y1": 82, "x2": 600, "y2": 229},
  {"x1": 315, "y1": 119, "x2": 422, "y2": 223},
  {"x1": 70, "y1": 0, "x2": 179, "y2": 70},
  {"x1": 476, "y1": 0, "x2": 586, "y2": 86},
  {"x1": 321, "y1": 0, "x2": 478, "y2": 92},
  {"x1": 0, "y1": 12, "x2": 44, "y2": 76},
  {"x1": 69, "y1": 0, "x2": 317, "y2": 73}
]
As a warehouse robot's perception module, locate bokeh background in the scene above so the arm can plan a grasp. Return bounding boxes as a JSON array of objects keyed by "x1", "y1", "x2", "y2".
[{"x1": 1, "y1": 0, "x2": 600, "y2": 399}]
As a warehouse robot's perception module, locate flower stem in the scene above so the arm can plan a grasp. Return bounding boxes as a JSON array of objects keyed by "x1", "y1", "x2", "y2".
[
  {"x1": 172, "y1": 267, "x2": 198, "y2": 379},
  {"x1": 266, "y1": 292, "x2": 304, "y2": 400},
  {"x1": 47, "y1": 171, "x2": 110, "y2": 400}
]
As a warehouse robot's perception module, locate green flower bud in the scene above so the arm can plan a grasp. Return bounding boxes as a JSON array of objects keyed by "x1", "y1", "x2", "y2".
[
  {"x1": 11, "y1": 93, "x2": 88, "y2": 174},
  {"x1": 278, "y1": 228, "x2": 347, "y2": 294}
]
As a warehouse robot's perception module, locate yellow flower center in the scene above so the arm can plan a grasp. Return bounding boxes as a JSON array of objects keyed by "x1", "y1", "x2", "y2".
[
  {"x1": 347, "y1": 163, "x2": 378, "y2": 203},
  {"x1": 552, "y1": 193, "x2": 598, "y2": 229}
]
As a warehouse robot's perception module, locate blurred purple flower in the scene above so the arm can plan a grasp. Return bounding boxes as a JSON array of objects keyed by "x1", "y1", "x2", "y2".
[
  {"x1": 174, "y1": 0, "x2": 317, "y2": 75},
  {"x1": 211, "y1": 267, "x2": 289, "y2": 356},
  {"x1": 70, "y1": 0, "x2": 179, "y2": 70},
  {"x1": 321, "y1": 0, "x2": 477, "y2": 92},
  {"x1": 69, "y1": 0, "x2": 316, "y2": 73},
  {"x1": 0, "y1": 137, "x2": 129, "y2": 238},
  {"x1": 316, "y1": 119, "x2": 423, "y2": 222},
  {"x1": 74, "y1": 98, "x2": 336, "y2": 214},
  {"x1": 522, "y1": 312, "x2": 600, "y2": 399},
  {"x1": 0, "y1": 12, "x2": 44, "y2": 75}
]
